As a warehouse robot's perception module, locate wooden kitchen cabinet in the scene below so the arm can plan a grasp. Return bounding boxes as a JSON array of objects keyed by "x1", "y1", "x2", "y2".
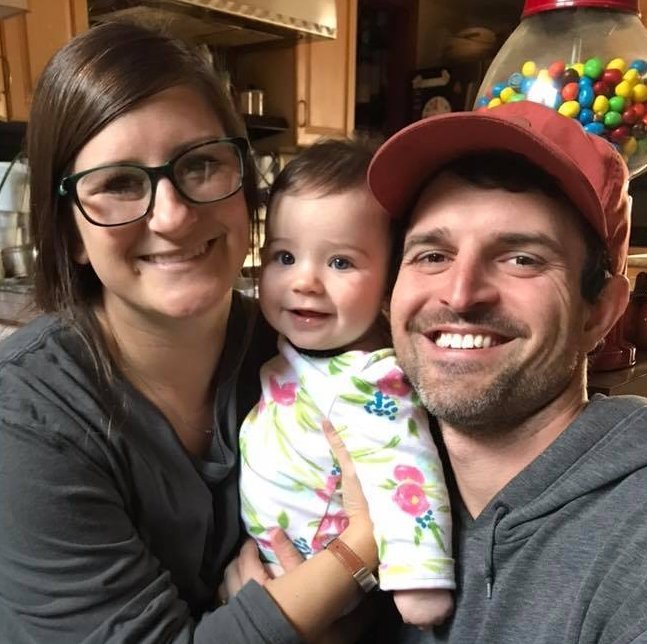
[
  {"x1": 294, "y1": 0, "x2": 357, "y2": 145},
  {"x1": 234, "y1": 0, "x2": 357, "y2": 150},
  {"x1": 0, "y1": 0, "x2": 88, "y2": 122}
]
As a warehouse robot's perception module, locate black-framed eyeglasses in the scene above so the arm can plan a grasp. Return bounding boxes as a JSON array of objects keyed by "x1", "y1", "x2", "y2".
[{"x1": 58, "y1": 137, "x2": 249, "y2": 227}]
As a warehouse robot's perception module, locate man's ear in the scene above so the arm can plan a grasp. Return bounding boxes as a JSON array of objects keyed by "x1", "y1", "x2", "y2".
[{"x1": 582, "y1": 274, "x2": 630, "y2": 354}]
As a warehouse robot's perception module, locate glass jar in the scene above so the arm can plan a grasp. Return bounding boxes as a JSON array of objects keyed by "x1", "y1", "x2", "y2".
[{"x1": 474, "y1": 0, "x2": 647, "y2": 177}]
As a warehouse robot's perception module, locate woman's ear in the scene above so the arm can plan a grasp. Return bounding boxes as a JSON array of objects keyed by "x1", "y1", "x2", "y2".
[{"x1": 582, "y1": 274, "x2": 630, "y2": 354}]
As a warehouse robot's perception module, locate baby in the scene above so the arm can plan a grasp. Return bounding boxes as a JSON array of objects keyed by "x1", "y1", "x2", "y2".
[{"x1": 239, "y1": 139, "x2": 454, "y2": 627}]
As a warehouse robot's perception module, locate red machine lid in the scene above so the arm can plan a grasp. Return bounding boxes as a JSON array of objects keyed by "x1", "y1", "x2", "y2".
[{"x1": 522, "y1": 0, "x2": 639, "y2": 18}]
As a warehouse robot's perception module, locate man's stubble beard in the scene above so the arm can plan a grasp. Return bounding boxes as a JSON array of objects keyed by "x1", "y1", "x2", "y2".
[{"x1": 402, "y1": 341, "x2": 581, "y2": 438}]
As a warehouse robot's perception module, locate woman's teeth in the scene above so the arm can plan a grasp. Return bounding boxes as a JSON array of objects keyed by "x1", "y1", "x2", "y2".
[
  {"x1": 434, "y1": 332, "x2": 496, "y2": 349},
  {"x1": 144, "y1": 242, "x2": 209, "y2": 264}
]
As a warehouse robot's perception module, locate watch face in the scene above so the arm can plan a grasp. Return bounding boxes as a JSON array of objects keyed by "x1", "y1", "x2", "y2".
[{"x1": 422, "y1": 96, "x2": 452, "y2": 117}]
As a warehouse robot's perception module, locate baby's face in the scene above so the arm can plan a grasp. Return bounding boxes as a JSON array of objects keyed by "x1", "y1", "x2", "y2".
[{"x1": 259, "y1": 187, "x2": 392, "y2": 352}]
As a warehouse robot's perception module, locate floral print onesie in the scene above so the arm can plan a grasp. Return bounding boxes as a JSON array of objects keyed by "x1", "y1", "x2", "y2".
[{"x1": 240, "y1": 336, "x2": 455, "y2": 591}]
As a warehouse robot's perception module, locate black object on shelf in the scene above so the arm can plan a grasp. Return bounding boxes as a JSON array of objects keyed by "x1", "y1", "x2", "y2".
[{"x1": 244, "y1": 114, "x2": 288, "y2": 141}]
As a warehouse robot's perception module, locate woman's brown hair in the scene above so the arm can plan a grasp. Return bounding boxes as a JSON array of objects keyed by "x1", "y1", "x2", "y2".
[{"x1": 27, "y1": 20, "x2": 260, "y2": 386}]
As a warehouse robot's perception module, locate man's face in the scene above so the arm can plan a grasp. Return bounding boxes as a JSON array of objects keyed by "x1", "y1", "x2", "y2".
[{"x1": 390, "y1": 171, "x2": 600, "y2": 435}]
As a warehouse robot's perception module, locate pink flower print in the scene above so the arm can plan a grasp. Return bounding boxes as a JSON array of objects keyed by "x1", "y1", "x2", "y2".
[
  {"x1": 393, "y1": 482, "x2": 430, "y2": 517},
  {"x1": 394, "y1": 464, "x2": 425, "y2": 485},
  {"x1": 311, "y1": 511, "x2": 349, "y2": 552},
  {"x1": 377, "y1": 369, "x2": 411, "y2": 397},
  {"x1": 315, "y1": 473, "x2": 341, "y2": 502},
  {"x1": 269, "y1": 375, "x2": 297, "y2": 406}
]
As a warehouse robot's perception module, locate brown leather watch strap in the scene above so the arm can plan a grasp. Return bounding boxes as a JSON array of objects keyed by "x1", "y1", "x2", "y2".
[{"x1": 325, "y1": 537, "x2": 379, "y2": 593}]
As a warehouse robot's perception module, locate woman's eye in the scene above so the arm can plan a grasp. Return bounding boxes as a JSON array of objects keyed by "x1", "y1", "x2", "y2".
[{"x1": 329, "y1": 257, "x2": 352, "y2": 270}]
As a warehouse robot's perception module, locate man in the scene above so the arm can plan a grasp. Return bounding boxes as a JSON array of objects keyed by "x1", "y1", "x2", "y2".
[{"x1": 367, "y1": 101, "x2": 647, "y2": 643}]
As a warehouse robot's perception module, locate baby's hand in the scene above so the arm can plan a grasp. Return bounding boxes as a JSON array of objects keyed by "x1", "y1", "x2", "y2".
[{"x1": 393, "y1": 588, "x2": 454, "y2": 629}]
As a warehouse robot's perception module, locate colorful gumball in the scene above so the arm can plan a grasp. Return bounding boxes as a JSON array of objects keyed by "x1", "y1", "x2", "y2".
[
  {"x1": 609, "y1": 95, "x2": 627, "y2": 113},
  {"x1": 578, "y1": 108, "x2": 594, "y2": 125},
  {"x1": 558, "y1": 100, "x2": 580, "y2": 118},
  {"x1": 578, "y1": 85, "x2": 594, "y2": 108},
  {"x1": 474, "y1": 53, "x2": 647, "y2": 168},
  {"x1": 561, "y1": 82, "x2": 579, "y2": 101},
  {"x1": 607, "y1": 57, "x2": 628, "y2": 73},
  {"x1": 604, "y1": 110, "x2": 623, "y2": 128},
  {"x1": 633, "y1": 84, "x2": 647, "y2": 102},
  {"x1": 548, "y1": 60, "x2": 566, "y2": 79},
  {"x1": 592, "y1": 95, "x2": 610, "y2": 114},
  {"x1": 584, "y1": 122, "x2": 606, "y2": 135},
  {"x1": 522, "y1": 61, "x2": 537, "y2": 77},
  {"x1": 593, "y1": 81, "x2": 613, "y2": 97},
  {"x1": 583, "y1": 57, "x2": 604, "y2": 80}
]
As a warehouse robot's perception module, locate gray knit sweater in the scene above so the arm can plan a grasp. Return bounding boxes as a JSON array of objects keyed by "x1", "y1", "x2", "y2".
[{"x1": 0, "y1": 294, "x2": 301, "y2": 643}]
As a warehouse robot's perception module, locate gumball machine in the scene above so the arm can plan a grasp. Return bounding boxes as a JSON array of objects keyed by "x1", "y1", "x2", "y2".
[
  {"x1": 475, "y1": 0, "x2": 647, "y2": 371},
  {"x1": 475, "y1": 0, "x2": 647, "y2": 177}
]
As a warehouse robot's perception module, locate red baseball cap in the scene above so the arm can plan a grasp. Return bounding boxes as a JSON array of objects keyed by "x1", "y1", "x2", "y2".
[{"x1": 367, "y1": 101, "x2": 631, "y2": 274}]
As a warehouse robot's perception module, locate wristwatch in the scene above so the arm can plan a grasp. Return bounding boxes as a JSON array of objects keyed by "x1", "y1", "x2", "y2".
[{"x1": 325, "y1": 537, "x2": 379, "y2": 593}]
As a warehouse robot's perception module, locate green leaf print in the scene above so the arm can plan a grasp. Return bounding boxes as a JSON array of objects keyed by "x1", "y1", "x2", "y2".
[
  {"x1": 379, "y1": 537, "x2": 387, "y2": 560},
  {"x1": 351, "y1": 376, "x2": 374, "y2": 396},
  {"x1": 350, "y1": 436, "x2": 401, "y2": 463},
  {"x1": 278, "y1": 511, "x2": 289, "y2": 530},
  {"x1": 423, "y1": 559, "x2": 452, "y2": 574},
  {"x1": 407, "y1": 417, "x2": 419, "y2": 438},
  {"x1": 339, "y1": 394, "x2": 371, "y2": 405},
  {"x1": 428, "y1": 521, "x2": 446, "y2": 553},
  {"x1": 379, "y1": 478, "x2": 397, "y2": 490},
  {"x1": 329, "y1": 354, "x2": 354, "y2": 375},
  {"x1": 295, "y1": 386, "x2": 323, "y2": 431},
  {"x1": 249, "y1": 526, "x2": 265, "y2": 536}
]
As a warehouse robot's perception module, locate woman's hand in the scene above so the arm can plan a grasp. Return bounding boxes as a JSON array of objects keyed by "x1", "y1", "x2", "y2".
[
  {"x1": 217, "y1": 529, "x2": 307, "y2": 604},
  {"x1": 322, "y1": 420, "x2": 374, "y2": 548}
]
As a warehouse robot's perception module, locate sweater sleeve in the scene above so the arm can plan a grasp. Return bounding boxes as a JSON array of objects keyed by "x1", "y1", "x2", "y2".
[{"x1": 0, "y1": 413, "x2": 300, "y2": 644}]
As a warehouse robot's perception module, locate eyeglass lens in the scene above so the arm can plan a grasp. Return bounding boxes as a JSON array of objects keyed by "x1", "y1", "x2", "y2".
[{"x1": 75, "y1": 140, "x2": 243, "y2": 226}]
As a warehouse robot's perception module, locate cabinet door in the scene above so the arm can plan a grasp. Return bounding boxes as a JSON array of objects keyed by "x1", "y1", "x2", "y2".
[
  {"x1": 295, "y1": 0, "x2": 357, "y2": 145},
  {"x1": 0, "y1": 0, "x2": 88, "y2": 122}
]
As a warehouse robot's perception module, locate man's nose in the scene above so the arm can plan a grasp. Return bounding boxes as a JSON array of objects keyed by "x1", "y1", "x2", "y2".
[
  {"x1": 437, "y1": 255, "x2": 499, "y2": 312},
  {"x1": 147, "y1": 178, "x2": 198, "y2": 234}
]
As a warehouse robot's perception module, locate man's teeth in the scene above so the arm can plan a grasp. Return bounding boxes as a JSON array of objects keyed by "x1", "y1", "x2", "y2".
[
  {"x1": 145, "y1": 243, "x2": 208, "y2": 264},
  {"x1": 434, "y1": 332, "x2": 495, "y2": 349}
]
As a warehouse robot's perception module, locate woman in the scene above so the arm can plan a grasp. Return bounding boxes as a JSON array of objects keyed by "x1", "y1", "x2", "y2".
[{"x1": 0, "y1": 22, "x2": 376, "y2": 643}]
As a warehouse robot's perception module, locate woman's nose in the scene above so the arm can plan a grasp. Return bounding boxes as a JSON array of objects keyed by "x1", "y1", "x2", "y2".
[{"x1": 146, "y1": 178, "x2": 198, "y2": 234}]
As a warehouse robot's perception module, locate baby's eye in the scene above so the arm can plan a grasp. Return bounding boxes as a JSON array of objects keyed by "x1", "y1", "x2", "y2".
[
  {"x1": 276, "y1": 251, "x2": 295, "y2": 266},
  {"x1": 329, "y1": 257, "x2": 353, "y2": 270}
]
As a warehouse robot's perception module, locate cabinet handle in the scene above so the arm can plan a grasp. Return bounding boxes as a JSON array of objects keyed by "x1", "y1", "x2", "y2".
[
  {"x1": 297, "y1": 99, "x2": 308, "y2": 128},
  {"x1": 0, "y1": 56, "x2": 8, "y2": 121}
]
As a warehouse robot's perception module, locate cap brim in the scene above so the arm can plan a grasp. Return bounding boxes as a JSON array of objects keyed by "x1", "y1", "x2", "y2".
[{"x1": 368, "y1": 111, "x2": 606, "y2": 230}]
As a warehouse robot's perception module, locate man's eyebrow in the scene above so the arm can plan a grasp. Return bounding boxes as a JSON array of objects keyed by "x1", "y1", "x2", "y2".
[
  {"x1": 496, "y1": 232, "x2": 565, "y2": 255},
  {"x1": 402, "y1": 230, "x2": 449, "y2": 255},
  {"x1": 402, "y1": 230, "x2": 566, "y2": 256}
]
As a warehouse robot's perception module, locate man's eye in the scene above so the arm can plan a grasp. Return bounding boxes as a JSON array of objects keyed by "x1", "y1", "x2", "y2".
[
  {"x1": 506, "y1": 255, "x2": 539, "y2": 266},
  {"x1": 418, "y1": 251, "x2": 447, "y2": 263},
  {"x1": 329, "y1": 257, "x2": 352, "y2": 270},
  {"x1": 276, "y1": 251, "x2": 295, "y2": 266}
]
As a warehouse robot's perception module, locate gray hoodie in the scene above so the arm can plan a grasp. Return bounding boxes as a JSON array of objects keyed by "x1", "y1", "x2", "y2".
[{"x1": 401, "y1": 394, "x2": 647, "y2": 644}]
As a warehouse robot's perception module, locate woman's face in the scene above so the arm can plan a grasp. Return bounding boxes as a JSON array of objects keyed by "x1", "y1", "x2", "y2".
[{"x1": 70, "y1": 85, "x2": 250, "y2": 323}]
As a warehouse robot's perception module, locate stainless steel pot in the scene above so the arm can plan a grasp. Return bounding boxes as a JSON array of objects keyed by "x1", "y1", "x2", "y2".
[{"x1": 1, "y1": 244, "x2": 35, "y2": 278}]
